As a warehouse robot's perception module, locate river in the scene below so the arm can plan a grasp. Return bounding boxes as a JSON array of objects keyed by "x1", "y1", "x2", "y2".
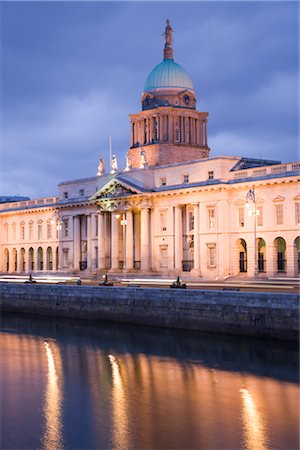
[{"x1": 1, "y1": 313, "x2": 298, "y2": 450}]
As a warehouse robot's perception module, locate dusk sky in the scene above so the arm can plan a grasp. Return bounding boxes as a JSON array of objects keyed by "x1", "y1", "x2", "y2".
[{"x1": 1, "y1": 1, "x2": 299, "y2": 199}]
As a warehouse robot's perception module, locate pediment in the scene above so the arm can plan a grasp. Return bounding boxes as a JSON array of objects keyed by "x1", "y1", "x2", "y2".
[
  {"x1": 294, "y1": 194, "x2": 300, "y2": 201},
  {"x1": 273, "y1": 195, "x2": 285, "y2": 202},
  {"x1": 234, "y1": 199, "x2": 246, "y2": 206},
  {"x1": 90, "y1": 178, "x2": 142, "y2": 201}
]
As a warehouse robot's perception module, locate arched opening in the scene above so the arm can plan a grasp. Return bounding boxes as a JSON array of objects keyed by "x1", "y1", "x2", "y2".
[
  {"x1": 274, "y1": 237, "x2": 286, "y2": 273},
  {"x1": 56, "y1": 246, "x2": 59, "y2": 270},
  {"x1": 20, "y1": 248, "x2": 26, "y2": 272},
  {"x1": 46, "y1": 247, "x2": 53, "y2": 270},
  {"x1": 4, "y1": 249, "x2": 9, "y2": 272},
  {"x1": 29, "y1": 247, "x2": 34, "y2": 271},
  {"x1": 237, "y1": 239, "x2": 247, "y2": 273},
  {"x1": 294, "y1": 237, "x2": 300, "y2": 275},
  {"x1": 37, "y1": 247, "x2": 43, "y2": 271},
  {"x1": 257, "y1": 238, "x2": 266, "y2": 273},
  {"x1": 12, "y1": 248, "x2": 17, "y2": 272}
]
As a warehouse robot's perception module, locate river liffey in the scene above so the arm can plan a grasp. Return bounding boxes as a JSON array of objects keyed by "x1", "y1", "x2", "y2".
[{"x1": 1, "y1": 313, "x2": 299, "y2": 450}]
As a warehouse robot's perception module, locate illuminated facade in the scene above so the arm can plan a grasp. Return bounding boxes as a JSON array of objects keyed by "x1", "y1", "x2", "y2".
[{"x1": 1, "y1": 21, "x2": 299, "y2": 279}]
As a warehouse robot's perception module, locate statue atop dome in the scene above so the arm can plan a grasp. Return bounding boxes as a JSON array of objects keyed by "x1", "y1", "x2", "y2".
[{"x1": 163, "y1": 19, "x2": 174, "y2": 60}]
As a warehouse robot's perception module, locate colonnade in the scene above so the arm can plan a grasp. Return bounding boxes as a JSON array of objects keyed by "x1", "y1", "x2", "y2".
[{"x1": 130, "y1": 113, "x2": 208, "y2": 147}]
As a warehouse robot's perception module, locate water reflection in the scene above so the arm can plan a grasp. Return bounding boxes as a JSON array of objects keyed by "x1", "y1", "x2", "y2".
[
  {"x1": 0, "y1": 313, "x2": 298, "y2": 450},
  {"x1": 240, "y1": 388, "x2": 268, "y2": 450},
  {"x1": 108, "y1": 354, "x2": 129, "y2": 449},
  {"x1": 42, "y1": 341, "x2": 64, "y2": 450}
]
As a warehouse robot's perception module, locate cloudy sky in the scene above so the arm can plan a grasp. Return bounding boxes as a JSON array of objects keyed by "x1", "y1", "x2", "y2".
[{"x1": 1, "y1": 1, "x2": 299, "y2": 198}]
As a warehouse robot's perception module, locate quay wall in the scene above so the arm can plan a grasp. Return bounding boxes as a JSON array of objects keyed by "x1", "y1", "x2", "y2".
[{"x1": 0, "y1": 284, "x2": 299, "y2": 341}]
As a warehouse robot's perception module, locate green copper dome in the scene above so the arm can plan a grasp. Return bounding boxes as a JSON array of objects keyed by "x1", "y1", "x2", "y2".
[{"x1": 144, "y1": 59, "x2": 194, "y2": 92}]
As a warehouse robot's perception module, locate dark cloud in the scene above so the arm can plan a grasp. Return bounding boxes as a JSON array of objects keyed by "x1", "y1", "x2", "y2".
[{"x1": 1, "y1": 2, "x2": 298, "y2": 198}]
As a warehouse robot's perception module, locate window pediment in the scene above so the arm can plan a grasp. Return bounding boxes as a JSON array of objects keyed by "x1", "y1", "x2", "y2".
[{"x1": 273, "y1": 195, "x2": 285, "y2": 202}]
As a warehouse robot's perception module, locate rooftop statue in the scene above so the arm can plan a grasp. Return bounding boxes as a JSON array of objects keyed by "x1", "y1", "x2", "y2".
[
  {"x1": 111, "y1": 154, "x2": 118, "y2": 173},
  {"x1": 97, "y1": 154, "x2": 105, "y2": 176}
]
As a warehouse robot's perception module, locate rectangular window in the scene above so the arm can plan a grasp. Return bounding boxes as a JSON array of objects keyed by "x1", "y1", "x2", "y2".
[
  {"x1": 183, "y1": 174, "x2": 189, "y2": 184},
  {"x1": 188, "y1": 211, "x2": 194, "y2": 231},
  {"x1": 257, "y1": 206, "x2": 263, "y2": 226},
  {"x1": 160, "y1": 211, "x2": 167, "y2": 232},
  {"x1": 63, "y1": 219, "x2": 69, "y2": 238},
  {"x1": 160, "y1": 177, "x2": 166, "y2": 187},
  {"x1": 275, "y1": 204, "x2": 283, "y2": 225},
  {"x1": 29, "y1": 223, "x2": 33, "y2": 240},
  {"x1": 63, "y1": 192, "x2": 68, "y2": 199},
  {"x1": 21, "y1": 224, "x2": 25, "y2": 240},
  {"x1": 38, "y1": 223, "x2": 43, "y2": 240},
  {"x1": 207, "y1": 245, "x2": 216, "y2": 267},
  {"x1": 12, "y1": 224, "x2": 16, "y2": 241},
  {"x1": 63, "y1": 248, "x2": 69, "y2": 268},
  {"x1": 208, "y1": 171, "x2": 214, "y2": 180},
  {"x1": 4, "y1": 224, "x2": 8, "y2": 241},
  {"x1": 47, "y1": 222, "x2": 52, "y2": 239},
  {"x1": 295, "y1": 203, "x2": 300, "y2": 225},
  {"x1": 238, "y1": 207, "x2": 245, "y2": 227},
  {"x1": 79, "y1": 189, "x2": 85, "y2": 197},
  {"x1": 208, "y1": 208, "x2": 215, "y2": 229}
]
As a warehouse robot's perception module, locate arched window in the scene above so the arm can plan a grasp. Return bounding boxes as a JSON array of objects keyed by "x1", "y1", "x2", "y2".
[
  {"x1": 37, "y1": 247, "x2": 43, "y2": 270},
  {"x1": 29, "y1": 247, "x2": 34, "y2": 271},
  {"x1": 274, "y1": 237, "x2": 286, "y2": 272},
  {"x1": 4, "y1": 249, "x2": 9, "y2": 272},
  {"x1": 237, "y1": 238, "x2": 247, "y2": 273},
  {"x1": 46, "y1": 247, "x2": 53, "y2": 270}
]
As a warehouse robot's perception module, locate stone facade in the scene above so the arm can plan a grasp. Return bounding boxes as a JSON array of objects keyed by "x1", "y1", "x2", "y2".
[
  {"x1": 1, "y1": 284, "x2": 298, "y2": 340},
  {"x1": 0, "y1": 22, "x2": 299, "y2": 279}
]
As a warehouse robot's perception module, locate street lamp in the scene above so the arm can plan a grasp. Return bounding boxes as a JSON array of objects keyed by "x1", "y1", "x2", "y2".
[
  {"x1": 51, "y1": 211, "x2": 63, "y2": 271},
  {"x1": 245, "y1": 186, "x2": 259, "y2": 279}
]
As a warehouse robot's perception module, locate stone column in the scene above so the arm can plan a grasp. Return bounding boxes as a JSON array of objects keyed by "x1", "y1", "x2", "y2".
[
  {"x1": 9, "y1": 251, "x2": 15, "y2": 273},
  {"x1": 17, "y1": 250, "x2": 23, "y2": 273},
  {"x1": 73, "y1": 216, "x2": 80, "y2": 270},
  {"x1": 126, "y1": 210, "x2": 134, "y2": 270},
  {"x1": 87, "y1": 215, "x2": 92, "y2": 269},
  {"x1": 140, "y1": 208, "x2": 149, "y2": 271},
  {"x1": 52, "y1": 247, "x2": 57, "y2": 272},
  {"x1": 286, "y1": 243, "x2": 294, "y2": 277},
  {"x1": 174, "y1": 205, "x2": 182, "y2": 271},
  {"x1": 193, "y1": 204, "x2": 200, "y2": 273},
  {"x1": 97, "y1": 212, "x2": 105, "y2": 269},
  {"x1": 204, "y1": 121, "x2": 208, "y2": 146},
  {"x1": 111, "y1": 213, "x2": 119, "y2": 270}
]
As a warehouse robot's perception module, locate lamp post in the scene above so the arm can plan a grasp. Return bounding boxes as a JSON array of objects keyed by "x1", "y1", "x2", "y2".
[
  {"x1": 51, "y1": 212, "x2": 63, "y2": 271},
  {"x1": 245, "y1": 186, "x2": 259, "y2": 279}
]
